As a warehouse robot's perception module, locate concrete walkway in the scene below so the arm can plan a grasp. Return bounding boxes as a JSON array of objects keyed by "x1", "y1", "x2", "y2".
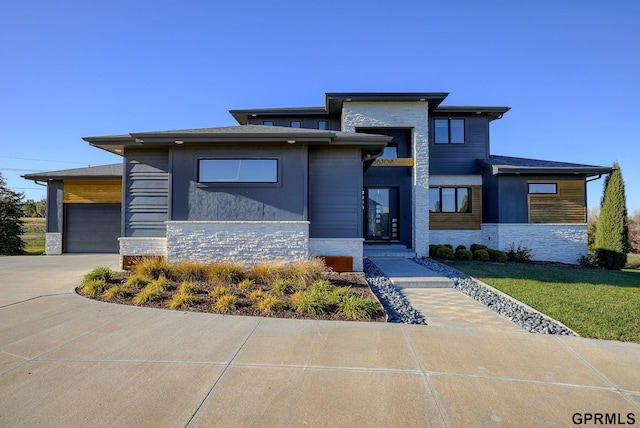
[
  {"x1": 1, "y1": 255, "x2": 640, "y2": 427},
  {"x1": 369, "y1": 257, "x2": 454, "y2": 288}
]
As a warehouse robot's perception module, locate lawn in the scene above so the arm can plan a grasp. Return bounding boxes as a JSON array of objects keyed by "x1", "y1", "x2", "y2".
[
  {"x1": 443, "y1": 260, "x2": 640, "y2": 342},
  {"x1": 21, "y1": 217, "x2": 46, "y2": 255}
]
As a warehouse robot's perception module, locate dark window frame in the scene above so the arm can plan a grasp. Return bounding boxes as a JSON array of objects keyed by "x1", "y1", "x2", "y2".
[
  {"x1": 429, "y1": 187, "x2": 472, "y2": 213},
  {"x1": 197, "y1": 158, "x2": 280, "y2": 186},
  {"x1": 434, "y1": 118, "x2": 465, "y2": 144}
]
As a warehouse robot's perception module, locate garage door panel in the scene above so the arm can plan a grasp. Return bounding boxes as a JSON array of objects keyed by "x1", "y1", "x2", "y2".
[{"x1": 64, "y1": 204, "x2": 121, "y2": 253}]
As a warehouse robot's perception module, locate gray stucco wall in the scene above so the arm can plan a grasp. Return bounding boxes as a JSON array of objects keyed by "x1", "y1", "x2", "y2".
[
  {"x1": 171, "y1": 144, "x2": 307, "y2": 221},
  {"x1": 308, "y1": 146, "x2": 362, "y2": 238},
  {"x1": 46, "y1": 180, "x2": 64, "y2": 233},
  {"x1": 430, "y1": 115, "x2": 489, "y2": 174}
]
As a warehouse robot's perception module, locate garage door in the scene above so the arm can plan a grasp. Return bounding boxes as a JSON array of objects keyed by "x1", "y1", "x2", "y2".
[{"x1": 64, "y1": 204, "x2": 121, "y2": 253}]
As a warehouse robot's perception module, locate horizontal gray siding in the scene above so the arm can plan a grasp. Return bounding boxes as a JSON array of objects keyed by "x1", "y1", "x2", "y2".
[
  {"x1": 125, "y1": 149, "x2": 170, "y2": 237},
  {"x1": 171, "y1": 144, "x2": 307, "y2": 221},
  {"x1": 309, "y1": 147, "x2": 362, "y2": 238},
  {"x1": 429, "y1": 116, "x2": 489, "y2": 174}
]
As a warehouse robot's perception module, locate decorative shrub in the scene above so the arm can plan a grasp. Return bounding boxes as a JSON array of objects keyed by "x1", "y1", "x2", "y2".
[
  {"x1": 207, "y1": 262, "x2": 246, "y2": 284},
  {"x1": 256, "y1": 295, "x2": 285, "y2": 314},
  {"x1": 247, "y1": 289, "x2": 264, "y2": 301},
  {"x1": 291, "y1": 289, "x2": 330, "y2": 315},
  {"x1": 134, "y1": 258, "x2": 174, "y2": 280},
  {"x1": 124, "y1": 273, "x2": 149, "y2": 290},
  {"x1": 174, "y1": 262, "x2": 210, "y2": 282},
  {"x1": 212, "y1": 294, "x2": 237, "y2": 313},
  {"x1": 167, "y1": 291, "x2": 196, "y2": 309},
  {"x1": 132, "y1": 277, "x2": 169, "y2": 305},
  {"x1": 455, "y1": 245, "x2": 467, "y2": 252},
  {"x1": 103, "y1": 285, "x2": 129, "y2": 301},
  {"x1": 250, "y1": 263, "x2": 288, "y2": 285},
  {"x1": 79, "y1": 279, "x2": 109, "y2": 297},
  {"x1": 473, "y1": 249, "x2": 490, "y2": 261},
  {"x1": 271, "y1": 278, "x2": 296, "y2": 295},
  {"x1": 455, "y1": 248, "x2": 473, "y2": 261},
  {"x1": 595, "y1": 248, "x2": 627, "y2": 271},
  {"x1": 80, "y1": 266, "x2": 114, "y2": 286},
  {"x1": 338, "y1": 296, "x2": 382, "y2": 321},
  {"x1": 470, "y1": 244, "x2": 488, "y2": 252},
  {"x1": 578, "y1": 253, "x2": 602, "y2": 268},
  {"x1": 237, "y1": 279, "x2": 254, "y2": 290},
  {"x1": 177, "y1": 281, "x2": 198, "y2": 294},
  {"x1": 435, "y1": 246, "x2": 455, "y2": 260},
  {"x1": 487, "y1": 249, "x2": 508, "y2": 263},
  {"x1": 429, "y1": 245, "x2": 439, "y2": 257},
  {"x1": 289, "y1": 258, "x2": 327, "y2": 288},
  {"x1": 506, "y1": 243, "x2": 533, "y2": 263},
  {"x1": 208, "y1": 285, "x2": 232, "y2": 298},
  {"x1": 327, "y1": 286, "x2": 355, "y2": 305}
]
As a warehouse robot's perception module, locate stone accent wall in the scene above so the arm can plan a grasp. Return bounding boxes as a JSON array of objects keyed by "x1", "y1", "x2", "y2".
[
  {"x1": 342, "y1": 101, "x2": 430, "y2": 257},
  {"x1": 481, "y1": 223, "x2": 588, "y2": 264},
  {"x1": 165, "y1": 221, "x2": 310, "y2": 265},
  {"x1": 118, "y1": 237, "x2": 167, "y2": 268},
  {"x1": 45, "y1": 233, "x2": 62, "y2": 255},
  {"x1": 309, "y1": 238, "x2": 364, "y2": 271},
  {"x1": 428, "y1": 230, "x2": 483, "y2": 251}
]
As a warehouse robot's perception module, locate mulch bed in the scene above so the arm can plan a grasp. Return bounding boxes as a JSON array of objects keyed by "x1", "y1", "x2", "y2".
[{"x1": 80, "y1": 271, "x2": 387, "y2": 322}]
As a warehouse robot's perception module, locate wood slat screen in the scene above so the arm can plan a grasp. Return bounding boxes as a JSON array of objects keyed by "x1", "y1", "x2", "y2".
[
  {"x1": 429, "y1": 185, "x2": 482, "y2": 230},
  {"x1": 528, "y1": 180, "x2": 585, "y2": 223},
  {"x1": 63, "y1": 179, "x2": 122, "y2": 204}
]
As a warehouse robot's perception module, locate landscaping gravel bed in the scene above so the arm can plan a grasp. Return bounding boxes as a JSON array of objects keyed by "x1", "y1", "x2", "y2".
[
  {"x1": 363, "y1": 258, "x2": 427, "y2": 325},
  {"x1": 411, "y1": 258, "x2": 575, "y2": 335}
]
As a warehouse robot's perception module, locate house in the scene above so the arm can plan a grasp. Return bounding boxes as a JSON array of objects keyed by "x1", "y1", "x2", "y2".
[{"x1": 24, "y1": 92, "x2": 612, "y2": 269}]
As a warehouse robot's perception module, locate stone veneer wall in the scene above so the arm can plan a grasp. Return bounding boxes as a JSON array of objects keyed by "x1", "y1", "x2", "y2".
[
  {"x1": 309, "y1": 238, "x2": 364, "y2": 271},
  {"x1": 342, "y1": 101, "x2": 430, "y2": 257},
  {"x1": 165, "y1": 221, "x2": 310, "y2": 265},
  {"x1": 481, "y1": 223, "x2": 588, "y2": 264},
  {"x1": 45, "y1": 233, "x2": 62, "y2": 255},
  {"x1": 118, "y1": 237, "x2": 167, "y2": 268}
]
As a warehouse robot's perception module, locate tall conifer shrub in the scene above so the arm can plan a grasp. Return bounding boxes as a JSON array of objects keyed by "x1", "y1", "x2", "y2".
[
  {"x1": 594, "y1": 162, "x2": 629, "y2": 269},
  {"x1": 0, "y1": 172, "x2": 25, "y2": 255}
]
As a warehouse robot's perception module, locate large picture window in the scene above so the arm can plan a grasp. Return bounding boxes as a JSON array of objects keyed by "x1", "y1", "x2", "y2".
[
  {"x1": 434, "y1": 119, "x2": 465, "y2": 144},
  {"x1": 198, "y1": 159, "x2": 278, "y2": 183},
  {"x1": 429, "y1": 187, "x2": 471, "y2": 213}
]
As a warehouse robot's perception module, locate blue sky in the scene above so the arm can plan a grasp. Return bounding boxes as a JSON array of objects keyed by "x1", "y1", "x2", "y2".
[{"x1": 1, "y1": 0, "x2": 638, "y2": 214}]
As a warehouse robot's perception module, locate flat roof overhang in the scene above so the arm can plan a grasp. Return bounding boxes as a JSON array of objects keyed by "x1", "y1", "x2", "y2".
[
  {"x1": 325, "y1": 92, "x2": 449, "y2": 115},
  {"x1": 434, "y1": 105, "x2": 511, "y2": 121}
]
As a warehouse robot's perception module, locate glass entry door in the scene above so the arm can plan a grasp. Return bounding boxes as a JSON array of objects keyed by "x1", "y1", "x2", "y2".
[{"x1": 365, "y1": 188, "x2": 399, "y2": 242}]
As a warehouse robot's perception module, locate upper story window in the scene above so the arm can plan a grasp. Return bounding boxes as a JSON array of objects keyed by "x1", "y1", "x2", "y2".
[
  {"x1": 263, "y1": 121, "x2": 274, "y2": 126},
  {"x1": 528, "y1": 183, "x2": 557, "y2": 194},
  {"x1": 198, "y1": 159, "x2": 278, "y2": 183},
  {"x1": 429, "y1": 187, "x2": 471, "y2": 213},
  {"x1": 318, "y1": 120, "x2": 329, "y2": 130},
  {"x1": 434, "y1": 119, "x2": 465, "y2": 144},
  {"x1": 290, "y1": 121, "x2": 302, "y2": 128}
]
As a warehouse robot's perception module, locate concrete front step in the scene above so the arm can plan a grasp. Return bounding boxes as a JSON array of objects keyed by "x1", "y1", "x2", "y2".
[
  {"x1": 368, "y1": 257, "x2": 454, "y2": 289},
  {"x1": 363, "y1": 244, "x2": 417, "y2": 258}
]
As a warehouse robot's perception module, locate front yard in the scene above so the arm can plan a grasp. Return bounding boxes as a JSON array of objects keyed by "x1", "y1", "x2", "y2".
[{"x1": 444, "y1": 260, "x2": 640, "y2": 342}]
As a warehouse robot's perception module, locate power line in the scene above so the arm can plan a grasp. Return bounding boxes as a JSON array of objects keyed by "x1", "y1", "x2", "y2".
[
  {"x1": 0, "y1": 155, "x2": 88, "y2": 165},
  {"x1": 0, "y1": 167, "x2": 47, "y2": 172}
]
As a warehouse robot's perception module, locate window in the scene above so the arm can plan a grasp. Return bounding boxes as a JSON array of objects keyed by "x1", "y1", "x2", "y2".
[
  {"x1": 528, "y1": 183, "x2": 557, "y2": 194},
  {"x1": 290, "y1": 121, "x2": 301, "y2": 128},
  {"x1": 434, "y1": 119, "x2": 465, "y2": 144},
  {"x1": 263, "y1": 121, "x2": 274, "y2": 126},
  {"x1": 198, "y1": 159, "x2": 278, "y2": 183},
  {"x1": 318, "y1": 120, "x2": 329, "y2": 130},
  {"x1": 429, "y1": 187, "x2": 471, "y2": 213}
]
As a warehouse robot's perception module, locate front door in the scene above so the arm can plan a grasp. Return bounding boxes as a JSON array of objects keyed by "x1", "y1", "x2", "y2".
[{"x1": 365, "y1": 187, "x2": 399, "y2": 242}]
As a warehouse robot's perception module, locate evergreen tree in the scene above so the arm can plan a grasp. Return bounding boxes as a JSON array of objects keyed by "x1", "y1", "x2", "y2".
[
  {"x1": 594, "y1": 162, "x2": 629, "y2": 269},
  {"x1": 0, "y1": 172, "x2": 25, "y2": 255}
]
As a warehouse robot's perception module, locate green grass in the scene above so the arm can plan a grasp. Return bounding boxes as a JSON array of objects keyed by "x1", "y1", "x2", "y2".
[
  {"x1": 20, "y1": 217, "x2": 45, "y2": 255},
  {"x1": 444, "y1": 261, "x2": 640, "y2": 342},
  {"x1": 626, "y1": 254, "x2": 640, "y2": 270}
]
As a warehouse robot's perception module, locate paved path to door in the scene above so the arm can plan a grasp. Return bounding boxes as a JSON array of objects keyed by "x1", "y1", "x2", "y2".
[{"x1": 1, "y1": 255, "x2": 639, "y2": 427}]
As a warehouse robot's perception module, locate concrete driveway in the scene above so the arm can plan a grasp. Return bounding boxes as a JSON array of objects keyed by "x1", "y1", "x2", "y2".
[{"x1": 1, "y1": 255, "x2": 639, "y2": 427}]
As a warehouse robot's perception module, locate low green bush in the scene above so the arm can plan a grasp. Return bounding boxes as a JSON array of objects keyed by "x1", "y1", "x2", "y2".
[
  {"x1": 132, "y1": 277, "x2": 169, "y2": 305},
  {"x1": 212, "y1": 294, "x2": 237, "y2": 313},
  {"x1": 79, "y1": 279, "x2": 109, "y2": 297},
  {"x1": 594, "y1": 248, "x2": 627, "y2": 270},
  {"x1": 338, "y1": 296, "x2": 382, "y2": 320},
  {"x1": 455, "y1": 248, "x2": 473, "y2": 261},
  {"x1": 455, "y1": 245, "x2": 467, "y2": 252},
  {"x1": 256, "y1": 294, "x2": 285, "y2": 313},
  {"x1": 487, "y1": 248, "x2": 508, "y2": 263},
  {"x1": 435, "y1": 246, "x2": 455, "y2": 260},
  {"x1": 167, "y1": 291, "x2": 196, "y2": 309},
  {"x1": 473, "y1": 249, "x2": 490, "y2": 261},
  {"x1": 291, "y1": 289, "x2": 330, "y2": 315},
  {"x1": 470, "y1": 244, "x2": 488, "y2": 252},
  {"x1": 271, "y1": 278, "x2": 296, "y2": 295}
]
